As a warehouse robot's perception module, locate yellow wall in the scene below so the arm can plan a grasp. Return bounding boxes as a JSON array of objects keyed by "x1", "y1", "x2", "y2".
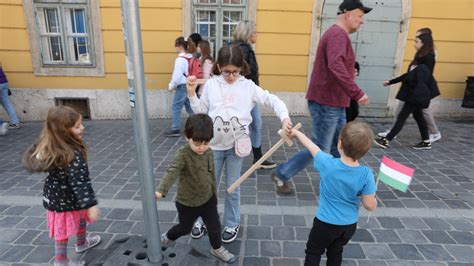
[
  {"x1": 0, "y1": 0, "x2": 182, "y2": 89},
  {"x1": 403, "y1": 0, "x2": 474, "y2": 98},
  {"x1": 1, "y1": 0, "x2": 472, "y2": 99},
  {"x1": 256, "y1": 0, "x2": 313, "y2": 92}
]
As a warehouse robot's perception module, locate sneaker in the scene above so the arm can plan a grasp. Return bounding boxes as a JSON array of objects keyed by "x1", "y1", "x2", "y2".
[
  {"x1": 75, "y1": 235, "x2": 101, "y2": 253},
  {"x1": 165, "y1": 129, "x2": 181, "y2": 137},
  {"x1": 8, "y1": 124, "x2": 20, "y2": 129},
  {"x1": 254, "y1": 159, "x2": 277, "y2": 170},
  {"x1": 374, "y1": 138, "x2": 389, "y2": 149},
  {"x1": 191, "y1": 220, "x2": 206, "y2": 239},
  {"x1": 377, "y1": 129, "x2": 390, "y2": 138},
  {"x1": 210, "y1": 246, "x2": 237, "y2": 263},
  {"x1": 270, "y1": 171, "x2": 294, "y2": 195},
  {"x1": 161, "y1": 232, "x2": 175, "y2": 247},
  {"x1": 429, "y1": 133, "x2": 441, "y2": 143},
  {"x1": 221, "y1": 225, "x2": 240, "y2": 243},
  {"x1": 413, "y1": 141, "x2": 431, "y2": 150},
  {"x1": 0, "y1": 123, "x2": 7, "y2": 135}
]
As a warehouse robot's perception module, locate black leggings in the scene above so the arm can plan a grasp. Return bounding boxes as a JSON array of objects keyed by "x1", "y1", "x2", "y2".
[
  {"x1": 387, "y1": 102, "x2": 429, "y2": 141},
  {"x1": 304, "y1": 218, "x2": 357, "y2": 266},
  {"x1": 167, "y1": 195, "x2": 221, "y2": 249}
]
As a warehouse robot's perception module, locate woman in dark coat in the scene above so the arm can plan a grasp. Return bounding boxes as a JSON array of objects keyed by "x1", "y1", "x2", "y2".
[
  {"x1": 375, "y1": 33, "x2": 439, "y2": 150},
  {"x1": 232, "y1": 21, "x2": 276, "y2": 169}
]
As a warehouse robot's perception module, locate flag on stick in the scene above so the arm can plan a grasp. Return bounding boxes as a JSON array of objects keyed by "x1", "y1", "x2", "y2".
[{"x1": 378, "y1": 156, "x2": 415, "y2": 193}]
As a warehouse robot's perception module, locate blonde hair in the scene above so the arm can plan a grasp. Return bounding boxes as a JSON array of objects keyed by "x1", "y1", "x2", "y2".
[
  {"x1": 339, "y1": 121, "x2": 374, "y2": 161},
  {"x1": 232, "y1": 21, "x2": 256, "y2": 44},
  {"x1": 23, "y1": 106, "x2": 87, "y2": 172}
]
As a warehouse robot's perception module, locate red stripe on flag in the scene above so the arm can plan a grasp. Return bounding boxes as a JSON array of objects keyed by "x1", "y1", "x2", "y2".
[{"x1": 381, "y1": 156, "x2": 415, "y2": 177}]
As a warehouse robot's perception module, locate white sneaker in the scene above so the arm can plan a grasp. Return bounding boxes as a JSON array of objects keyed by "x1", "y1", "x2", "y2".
[
  {"x1": 0, "y1": 123, "x2": 7, "y2": 135},
  {"x1": 210, "y1": 246, "x2": 237, "y2": 263},
  {"x1": 429, "y1": 133, "x2": 441, "y2": 143},
  {"x1": 377, "y1": 130, "x2": 390, "y2": 138}
]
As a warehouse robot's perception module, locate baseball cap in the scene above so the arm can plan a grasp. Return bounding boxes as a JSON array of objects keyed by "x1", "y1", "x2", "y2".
[{"x1": 338, "y1": 0, "x2": 372, "y2": 15}]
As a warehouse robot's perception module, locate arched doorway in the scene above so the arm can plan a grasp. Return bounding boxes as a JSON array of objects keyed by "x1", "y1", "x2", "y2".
[{"x1": 310, "y1": 0, "x2": 410, "y2": 116}]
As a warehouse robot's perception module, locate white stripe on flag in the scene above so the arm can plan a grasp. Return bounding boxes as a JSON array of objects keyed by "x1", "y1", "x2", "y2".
[{"x1": 380, "y1": 163, "x2": 412, "y2": 185}]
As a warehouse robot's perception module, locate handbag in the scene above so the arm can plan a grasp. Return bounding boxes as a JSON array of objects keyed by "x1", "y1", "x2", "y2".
[{"x1": 219, "y1": 82, "x2": 251, "y2": 157}]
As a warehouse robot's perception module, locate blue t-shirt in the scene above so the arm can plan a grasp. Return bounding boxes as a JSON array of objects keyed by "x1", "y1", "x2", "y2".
[{"x1": 314, "y1": 151, "x2": 376, "y2": 225}]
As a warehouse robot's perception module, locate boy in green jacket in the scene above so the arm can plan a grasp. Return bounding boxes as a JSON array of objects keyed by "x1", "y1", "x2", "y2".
[{"x1": 155, "y1": 114, "x2": 236, "y2": 264}]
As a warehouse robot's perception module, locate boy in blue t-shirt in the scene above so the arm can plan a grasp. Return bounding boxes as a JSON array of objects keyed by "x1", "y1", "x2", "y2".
[{"x1": 290, "y1": 121, "x2": 377, "y2": 266}]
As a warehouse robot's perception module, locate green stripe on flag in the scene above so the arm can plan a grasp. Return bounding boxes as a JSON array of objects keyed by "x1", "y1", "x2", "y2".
[{"x1": 379, "y1": 172, "x2": 409, "y2": 192}]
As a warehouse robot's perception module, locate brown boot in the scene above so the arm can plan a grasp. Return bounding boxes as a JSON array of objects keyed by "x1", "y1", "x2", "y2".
[{"x1": 271, "y1": 171, "x2": 294, "y2": 195}]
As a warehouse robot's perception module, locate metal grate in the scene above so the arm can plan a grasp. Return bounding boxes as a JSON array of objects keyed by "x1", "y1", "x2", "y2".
[{"x1": 55, "y1": 98, "x2": 91, "y2": 119}]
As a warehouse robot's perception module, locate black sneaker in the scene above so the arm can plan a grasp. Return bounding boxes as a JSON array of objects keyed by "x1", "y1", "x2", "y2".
[
  {"x1": 413, "y1": 141, "x2": 431, "y2": 150},
  {"x1": 254, "y1": 158, "x2": 277, "y2": 170},
  {"x1": 165, "y1": 129, "x2": 181, "y2": 137},
  {"x1": 221, "y1": 225, "x2": 240, "y2": 243},
  {"x1": 374, "y1": 138, "x2": 389, "y2": 149},
  {"x1": 191, "y1": 221, "x2": 206, "y2": 239}
]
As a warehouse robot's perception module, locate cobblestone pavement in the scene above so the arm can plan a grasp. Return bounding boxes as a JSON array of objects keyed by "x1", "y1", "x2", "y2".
[{"x1": 0, "y1": 117, "x2": 472, "y2": 265}]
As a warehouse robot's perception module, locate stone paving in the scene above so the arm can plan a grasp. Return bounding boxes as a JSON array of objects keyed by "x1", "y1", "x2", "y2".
[{"x1": 0, "y1": 117, "x2": 473, "y2": 265}]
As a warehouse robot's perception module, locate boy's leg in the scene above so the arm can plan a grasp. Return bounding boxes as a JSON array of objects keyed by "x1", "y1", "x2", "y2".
[
  {"x1": 325, "y1": 223, "x2": 357, "y2": 266},
  {"x1": 167, "y1": 202, "x2": 200, "y2": 240},
  {"x1": 200, "y1": 195, "x2": 222, "y2": 249},
  {"x1": 305, "y1": 218, "x2": 337, "y2": 266},
  {"x1": 170, "y1": 84, "x2": 188, "y2": 131}
]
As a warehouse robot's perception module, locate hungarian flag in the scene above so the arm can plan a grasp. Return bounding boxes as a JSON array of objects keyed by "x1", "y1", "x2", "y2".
[{"x1": 378, "y1": 156, "x2": 415, "y2": 192}]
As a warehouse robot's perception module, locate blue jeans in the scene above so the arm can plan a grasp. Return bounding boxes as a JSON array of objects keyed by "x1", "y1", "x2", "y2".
[
  {"x1": 275, "y1": 101, "x2": 346, "y2": 182},
  {"x1": 171, "y1": 84, "x2": 193, "y2": 131},
  {"x1": 213, "y1": 148, "x2": 243, "y2": 228},
  {"x1": 0, "y1": 83, "x2": 19, "y2": 125},
  {"x1": 249, "y1": 104, "x2": 262, "y2": 148}
]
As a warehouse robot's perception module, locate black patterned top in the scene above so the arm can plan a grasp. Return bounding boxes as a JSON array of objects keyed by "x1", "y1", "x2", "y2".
[{"x1": 43, "y1": 151, "x2": 97, "y2": 212}]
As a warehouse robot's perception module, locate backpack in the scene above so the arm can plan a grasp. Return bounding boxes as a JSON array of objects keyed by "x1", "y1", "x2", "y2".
[{"x1": 181, "y1": 56, "x2": 203, "y2": 79}]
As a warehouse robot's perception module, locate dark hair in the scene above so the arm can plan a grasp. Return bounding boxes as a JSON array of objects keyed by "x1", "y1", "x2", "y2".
[
  {"x1": 416, "y1": 28, "x2": 432, "y2": 36},
  {"x1": 189, "y1": 33, "x2": 202, "y2": 47},
  {"x1": 211, "y1": 45, "x2": 250, "y2": 76},
  {"x1": 184, "y1": 114, "x2": 213, "y2": 143},
  {"x1": 415, "y1": 33, "x2": 435, "y2": 59},
  {"x1": 339, "y1": 121, "x2": 374, "y2": 161},
  {"x1": 198, "y1": 40, "x2": 213, "y2": 65},
  {"x1": 175, "y1": 36, "x2": 197, "y2": 54}
]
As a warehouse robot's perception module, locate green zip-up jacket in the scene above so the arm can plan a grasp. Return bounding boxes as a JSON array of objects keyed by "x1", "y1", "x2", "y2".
[{"x1": 156, "y1": 144, "x2": 216, "y2": 207}]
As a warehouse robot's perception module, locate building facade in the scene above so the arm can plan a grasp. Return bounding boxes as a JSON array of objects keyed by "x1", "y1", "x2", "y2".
[{"x1": 0, "y1": 0, "x2": 473, "y2": 121}]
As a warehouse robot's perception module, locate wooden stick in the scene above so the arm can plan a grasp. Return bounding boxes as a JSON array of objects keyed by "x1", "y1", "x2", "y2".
[{"x1": 227, "y1": 123, "x2": 302, "y2": 193}]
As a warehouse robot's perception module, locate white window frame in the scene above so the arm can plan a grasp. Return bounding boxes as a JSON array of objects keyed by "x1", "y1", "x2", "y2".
[
  {"x1": 192, "y1": 0, "x2": 248, "y2": 54},
  {"x1": 23, "y1": 0, "x2": 105, "y2": 76}
]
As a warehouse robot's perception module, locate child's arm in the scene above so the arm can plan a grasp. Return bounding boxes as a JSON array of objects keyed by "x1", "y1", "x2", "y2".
[
  {"x1": 361, "y1": 194, "x2": 377, "y2": 211},
  {"x1": 168, "y1": 57, "x2": 187, "y2": 91},
  {"x1": 290, "y1": 129, "x2": 321, "y2": 157},
  {"x1": 187, "y1": 76, "x2": 210, "y2": 114},
  {"x1": 155, "y1": 150, "x2": 185, "y2": 200},
  {"x1": 67, "y1": 152, "x2": 97, "y2": 209}
]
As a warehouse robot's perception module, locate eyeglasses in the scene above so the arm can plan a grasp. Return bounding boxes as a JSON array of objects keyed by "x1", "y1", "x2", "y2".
[{"x1": 221, "y1": 70, "x2": 241, "y2": 77}]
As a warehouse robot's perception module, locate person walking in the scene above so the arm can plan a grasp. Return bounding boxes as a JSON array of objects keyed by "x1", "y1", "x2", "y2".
[
  {"x1": 374, "y1": 33, "x2": 439, "y2": 150},
  {"x1": 378, "y1": 28, "x2": 442, "y2": 142},
  {"x1": 271, "y1": 0, "x2": 371, "y2": 195},
  {"x1": 232, "y1": 21, "x2": 277, "y2": 169},
  {"x1": 0, "y1": 61, "x2": 20, "y2": 129}
]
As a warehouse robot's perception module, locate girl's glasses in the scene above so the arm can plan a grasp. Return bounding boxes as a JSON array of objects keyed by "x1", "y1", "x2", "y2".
[{"x1": 221, "y1": 70, "x2": 241, "y2": 77}]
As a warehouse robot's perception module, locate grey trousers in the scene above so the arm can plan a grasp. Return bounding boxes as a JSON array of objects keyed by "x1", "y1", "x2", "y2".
[{"x1": 393, "y1": 100, "x2": 440, "y2": 134}]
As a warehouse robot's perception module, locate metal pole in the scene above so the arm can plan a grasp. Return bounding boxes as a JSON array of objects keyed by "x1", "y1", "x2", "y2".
[{"x1": 120, "y1": 0, "x2": 162, "y2": 263}]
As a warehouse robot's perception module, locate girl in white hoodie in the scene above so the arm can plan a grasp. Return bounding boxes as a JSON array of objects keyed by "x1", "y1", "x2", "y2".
[
  {"x1": 186, "y1": 45, "x2": 292, "y2": 244},
  {"x1": 165, "y1": 37, "x2": 196, "y2": 137}
]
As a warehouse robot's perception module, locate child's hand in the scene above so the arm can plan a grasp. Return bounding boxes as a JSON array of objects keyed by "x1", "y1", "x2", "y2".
[
  {"x1": 155, "y1": 192, "x2": 163, "y2": 200},
  {"x1": 282, "y1": 118, "x2": 293, "y2": 137},
  {"x1": 383, "y1": 80, "x2": 390, "y2": 87},
  {"x1": 186, "y1": 76, "x2": 198, "y2": 97},
  {"x1": 289, "y1": 128, "x2": 301, "y2": 138},
  {"x1": 87, "y1": 206, "x2": 100, "y2": 222}
]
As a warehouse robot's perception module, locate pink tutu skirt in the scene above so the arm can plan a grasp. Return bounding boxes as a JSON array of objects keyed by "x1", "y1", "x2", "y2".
[{"x1": 46, "y1": 209, "x2": 91, "y2": 240}]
